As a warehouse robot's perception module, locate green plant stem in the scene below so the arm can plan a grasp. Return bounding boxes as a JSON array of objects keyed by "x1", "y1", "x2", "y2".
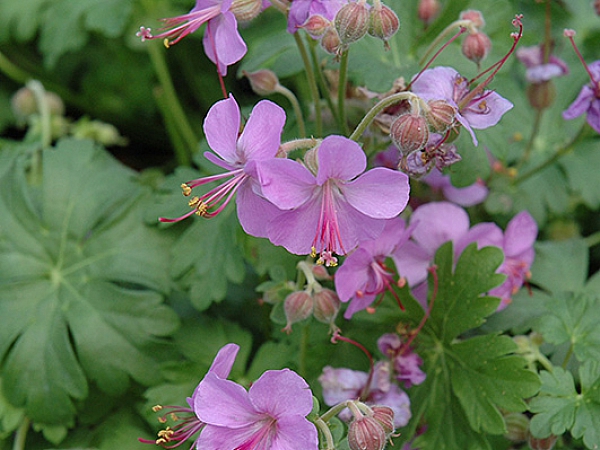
[
  {"x1": 585, "y1": 230, "x2": 600, "y2": 248},
  {"x1": 299, "y1": 325, "x2": 309, "y2": 378},
  {"x1": 308, "y1": 39, "x2": 341, "y2": 128},
  {"x1": 518, "y1": 109, "x2": 544, "y2": 168},
  {"x1": 293, "y1": 33, "x2": 322, "y2": 137},
  {"x1": 27, "y1": 80, "x2": 52, "y2": 149},
  {"x1": 314, "y1": 417, "x2": 335, "y2": 450},
  {"x1": 13, "y1": 417, "x2": 30, "y2": 450},
  {"x1": 418, "y1": 19, "x2": 475, "y2": 66},
  {"x1": 561, "y1": 344, "x2": 574, "y2": 370},
  {"x1": 0, "y1": 50, "x2": 30, "y2": 84},
  {"x1": 146, "y1": 41, "x2": 197, "y2": 165},
  {"x1": 275, "y1": 85, "x2": 306, "y2": 138},
  {"x1": 514, "y1": 123, "x2": 587, "y2": 185},
  {"x1": 349, "y1": 91, "x2": 418, "y2": 141},
  {"x1": 337, "y1": 48, "x2": 350, "y2": 136},
  {"x1": 154, "y1": 87, "x2": 189, "y2": 167}
]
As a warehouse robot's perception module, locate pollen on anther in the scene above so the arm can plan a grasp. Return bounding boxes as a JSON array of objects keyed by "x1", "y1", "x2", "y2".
[
  {"x1": 152, "y1": 405, "x2": 164, "y2": 412},
  {"x1": 163, "y1": 38, "x2": 171, "y2": 48},
  {"x1": 181, "y1": 183, "x2": 192, "y2": 196}
]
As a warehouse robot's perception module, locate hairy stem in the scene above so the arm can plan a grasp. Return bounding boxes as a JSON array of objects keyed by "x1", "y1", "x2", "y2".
[
  {"x1": 294, "y1": 33, "x2": 322, "y2": 136},
  {"x1": 337, "y1": 48, "x2": 350, "y2": 136}
]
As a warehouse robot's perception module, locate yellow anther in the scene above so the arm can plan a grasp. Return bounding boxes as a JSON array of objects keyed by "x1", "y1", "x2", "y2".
[
  {"x1": 478, "y1": 100, "x2": 487, "y2": 110},
  {"x1": 152, "y1": 405, "x2": 164, "y2": 412},
  {"x1": 163, "y1": 38, "x2": 171, "y2": 49},
  {"x1": 158, "y1": 428, "x2": 174, "y2": 441},
  {"x1": 170, "y1": 413, "x2": 179, "y2": 421},
  {"x1": 188, "y1": 196, "x2": 201, "y2": 208},
  {"x1": 181, "y1": 183, "x2": 192, "y2": 196},
  {"x1": 195, "y1": 202, "x2": 209, "y2": 217},
  {"x1": 310, "y1": 247, "x2": 318, "y2": 258}
]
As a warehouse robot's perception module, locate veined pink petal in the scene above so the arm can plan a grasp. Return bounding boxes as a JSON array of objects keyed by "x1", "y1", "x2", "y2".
[
  {"x1": 316, "y1": 136, "x2": 366, "y2": 184},
  {"x1": 335, "y1": 248, "x2": 376, "y2": 302},
  {"x1": 197, "y1": 422, "x2": 266, "y2": 450},
  {"x1": 204, "y1": 96, "x2": 241, "y2": 163},
  {"x1": 238, "y1": 100, "x2": 286, "y2": 161},
  {"x1": 454, "y1": 222, "x2": 503, "y2": 256},
  {"x1": 563, "y1": 85, "x2": 595, "y2": 120},
  {"x1": 195, "y1": 373, "x2": 260, "y2": 427},
  {"x1": 463, "y1": 92, "x2": 513, "y2": 130},
  {"x1": 208, "y1": 343, "x2": 239, "y2": 379},
  {"x1": 269, "y1": 415, "x2": 319, "y2": 450},
  {"x1": 203, "y1": 13, "x2": 247, "y2": 76},
  {"x1": 503, "y1": 211, "x2": 537, "y2": 257},
  {"x1": 248, "y1": 370, "x2": 313, "y2": 417},
  {"x1": 342, "y1": 168, "x2": 409, "y2": 219},
  {"x1": 235, "y1": 181, "x2": 282, "y2": 238},
  {"x1": 410, "y1": 66, "x2": 459, "y2": 102},
  {"x1": 257, "y1": 159, "x2": 316, "y2": 210},
  {"x1": 266, "y1": 200, "x2": 323, "y2": 254}
]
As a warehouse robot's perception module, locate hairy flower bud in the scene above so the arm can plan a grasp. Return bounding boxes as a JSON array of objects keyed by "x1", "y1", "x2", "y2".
[
  {"x1": 312, "y1": 288, "x2": 340, "y2": 324},
  {"x1": 243, "y1": 69, "x2": 280, "y2": 96},
  {"x1": 321, "y1": 27, "x2": 341, "y2": 54},
  {"x1": 371, "y1": 406, "x2": 395, "y2": 435},
  {"x1": 503, "y1": 412, "x2": 529, "y2": 443},
  {"x1": 301, "y1": 14, "x2": 332, "y2": 37},
  {"x1": 425, "y1": 99, "x2": 456, "y2": 132},
  {"x1": 368, "y1": 3, "x2": 400, "y2": 47},
  {"x1": 283, "y1": 291, "x2": 314, "y2": 333},
  {"x1": 462, "y1": 31, "x2": 492, "y2": 64},
  {"x1": 348, "y1": 416, "x2": 387, "y2": 450},
  {"x1": 527, "y1": 80, "x2": 556, "y2": 110},
  {"x1": 527, "y1": 433, "x2": 558, "y2": 450},
  {"x1": 417, "y1": 0, "x2": 440, "y2": 25},
  {"x1": 390, "y1": 112, "x2": 429, "y2": 155},
  {"x1": 460, "y1": 9, "x2": 485, "y2": 29},
  {"x1": 230, "y1": 0, "x2": 263, "y2": 22},
  {"x1": 335, "y1": 0, "x2": 370, "y2": 46}
]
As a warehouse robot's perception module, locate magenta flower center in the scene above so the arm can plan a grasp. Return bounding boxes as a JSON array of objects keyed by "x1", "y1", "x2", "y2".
[
  {"x1": 234, "y1": 416, "x2": 278, "y2": 450},
  {"x1": 311, "y1": 181, "x2": 346, "y2": 265}
]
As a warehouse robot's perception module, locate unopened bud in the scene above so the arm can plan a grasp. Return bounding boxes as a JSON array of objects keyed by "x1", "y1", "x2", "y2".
[
  {"x1": 368, "y1": 3, "x2": 399, "y2": 47},
  {"x1": 283, "y1": 291, "x2": 314, "y2": 333},
  {"x1": 527, "y1": 433, "x2": 558, "y2": 450},
  {"x1": 312, "y1": 289, "x2": 340, "y2": 324},
  {"x1": 594, "y1": 0, "x2": 600, "y2": 15},
  {"x1": 504, "y1": 412, "x2": 529, "y2": 443},
  {"x1": 348, "y1": 416, "x2": 387, "y2": 450},
  {"x1": 390, "y1": 112, "x2": 429, "y2": 155},
  {"x1": 230, "y1": 0, "x2": 262, "y2": 22},
  {"x1": 460, "y1": 9, "x2": 485, "y2": 29},
  {"x1": 425, "y1": 100, "x2": 456, "y2": 132},
  {"x1": 301, "y1": 15, "x2": 331, "y2": 37},
  {"x1": 311, "y1": 264, "x2": 331, "y2": 280},
  {"x1": 527, "y1": 80, "x2": 555, "y2": 110},
  {"x1": 11, "y1": 87, "x2": 65, "y2": 120},
  {"x1": 417, "y1": 0, "x2": 440, "y2": 25},
  {"x1": 462, "y1": 31, "x2": 492, "y2": 64},
  {"x1": 335, "y1": 0, "x2": 371, "y2": 46},
  {"x1": 321, "y1": 27, "x2": 341, "y2": 54},
  {"x1": 371, "y1": 406, "x2": 395, "y2": 435},
  {"x1": 243, "y1": 69, "x2": 280, "y2": 96}
]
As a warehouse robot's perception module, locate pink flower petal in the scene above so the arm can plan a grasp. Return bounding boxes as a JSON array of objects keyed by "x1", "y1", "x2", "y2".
[
  {"x1": 239, "y1": 100, "x2": 286, "y2": 161},
  {"x1": 410, "y1": 202, "x2": 470, "y2": 254},
  {"x1": 203, "y1": 12, "x2": 247, "y2": 76},
  {"x1": 316, "y1": 136, "x2": 366, "y2": 184},
  {"x1": 257, "y1": 159, "x2": 316, "y2": 210},
  {"x1": 503, "y1": 211, "x2": 537, "y2": 257},
  {"x1": 203, "y1": 96, "x2": 241, "y2": 163},
  {"x1": 249, "y1": 369, "x2": 314, "y2": 417}
]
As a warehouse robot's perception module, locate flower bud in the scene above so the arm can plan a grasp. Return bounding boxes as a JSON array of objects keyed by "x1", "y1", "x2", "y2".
[
  {"x1": 335, "y1": 0, "x2": 370, "y2": 46},
  {"x1": 460, "y1": 9, "x2": 485, "y2": 29},
  {"x1": 462, "y1": 31, "x2": 492, "y2": 64},
  {"x1": 425, "y1": 99, "x2": 456, "y2": 132},
  {"x1": 348, "y1": 416, "x2": 387, "y2": 450},
  {"x1": 11, "y1": 87, "x2": 65, "y2": 121},
  {"x1": 417, "y1": 0, "x2": 440, "y2": 25},
  {"x1": 321, "y1": 27, "x2": 341, "y2": 54},
  {"x1": 312, "y1": 288, "x2": 340, "y2": 324},
  {"x1": 390, "y1": 112, "x2": 429, "y2": 155},
  {"x1": 595, "y1": 0, "x2": 600, "y2": 15},
  {"x1": 371, "y1": 406, "x2": 395, "y2": 435},
  {"x1": 368, "y1": 3, "x2": 399, "y2": 47},
  {"x1": 527, "y1": 80, "x2": 556, "y2": 111},
  {"x1": 527, "y1": 433, "x2": 558, "y2": 450},
  {"x1": 230, "y1": 0, "x2": 263, "y2": 23},
  {"x1": 311, "y1": 264, "x2": 331, "y2": 280},
  {"x1": 282, "y1": 291, "x2": 314, "y2": 333},
  {"x1": 301, "y1": 15, "x2": 331, "y2": 38},
  {"x1": 243, "y1": 69, "x2": 280, "y2": 96},
  {"x1": 504, "y1": 412, "x2": 529, "y2": 443}
]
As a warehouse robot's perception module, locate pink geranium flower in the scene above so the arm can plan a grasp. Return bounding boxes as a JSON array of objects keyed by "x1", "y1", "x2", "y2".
[
  {"x1": 410, "y1": 66, "x2": 513, "y2": 145},
  {"x1": 257, "y1": 135, "x2": 410, "y2": 265},
  {"x1": 563, "y1": 60, "x2": 600, "y2": 134},
  {"x1": 137, "y1": 0, "x2": 247, "y2": 75},
  {"x1": 160, "y1": 95, "x2": 284, "y2": 238},
  {"x1": 194, "y1": 357, "x2": 318, "y2": 449}
]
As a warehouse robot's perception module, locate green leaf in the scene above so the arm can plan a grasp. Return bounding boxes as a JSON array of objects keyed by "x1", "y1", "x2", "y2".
[
  {"x1": 534, "y1": 292, "x2": 600, "y2": 363},
  {"x1": 529, "y1": 239, "x2": 589, "y2": 294},
  {"x1": 403, "y1": 242, "x2": 540, "y2": 449},
  {"x1": 0, "y1": 139, "x2": 178, "y2": 425},
  {"x1": 561, "y1": 138, "x2": 600, "y2": 209},
  {"x1": 530, "y1": 362, "x2": 600, "y2": 450},
  {"x1": 170, "y1": 208, "x2": 247, "y2": 310}
]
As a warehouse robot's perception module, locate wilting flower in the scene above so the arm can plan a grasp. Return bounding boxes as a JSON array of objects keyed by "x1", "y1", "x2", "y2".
[
  {"x1": 377, "y1": 334, "x2": 426, "y2": 389},
  {"x1": 410, "y1": 66, "x2": 513, "y2": 145},
  {"x1": 195, "y1": 351, "x2": 318, "y2": 449},
  {"x1": 335, "y1": 218, "x2": 416, "y2": 318},
  {"x1": 563, "y1": 60, "x2": 600, "y2": 134},
  {"x1": 287, "y1": 0, "x2": 347, "y2": 35},
  {"x1": 257, "y1": 135, "x2": 410, "y2": 265},
  {"x1": 319, "y1": 363, "x2": 412, "y2": 427},
  {"x1": 137, "y1": 0, "x2": 247, "y2": 75},
  {"x1": 160, "y1": 95, "x2": 284, "y2": 238},
  {"x1": 516, "y1": 45, "x2": 569, "y2": 83}
]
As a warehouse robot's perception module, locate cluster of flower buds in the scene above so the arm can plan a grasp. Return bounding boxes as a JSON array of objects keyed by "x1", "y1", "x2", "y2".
[
  {"x1": 460, "y1": 10, "x2": 492, "y2": 66},
  {"x1": 346, "y1": 401, "x2": 395, "y2": 450},
  {"x1": 283, "y1": 288, "x2": 341, "y2": 333}
]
